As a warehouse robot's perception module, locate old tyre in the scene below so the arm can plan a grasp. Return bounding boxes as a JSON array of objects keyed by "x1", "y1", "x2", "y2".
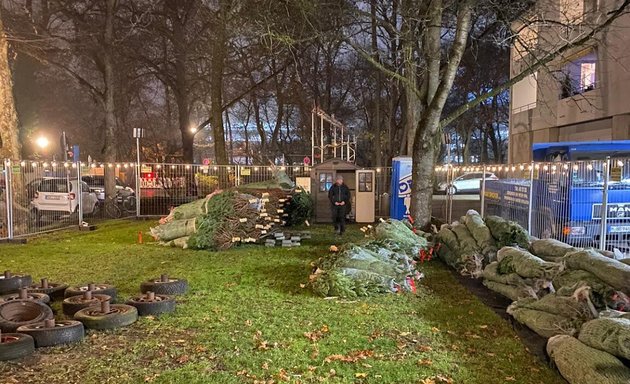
[
  {"x1": 140, "y1": 278, "x2": 188, "y2": 296},
  {"x1": 64, "y1": 284, "x2": 117, "y2": 301},
  {"x1": 126, "y1": 294, "x2": 175, "y2": 316},
  {"x1": 0, "y1": 300, "x2": 54, "y2": 332},
  {"x1": 62, "y1": 294, "x2": 112, "y2": 317},
  {"x1": 0, "y1": 333, "x2": 35, "y2": 361},
  {"x1": 17, "y1": 320, "x2": 84, "y2": 347},
  {"x1": 74, "y1": 304, "x2": 138, "y2": 330},
  {"x1": 1, "y1": 292, "x2": 50, "y2": 304},
  {"x1": 28, "y1": 282, "x2": 68, "y2": 301},
  {"x1": 0, "y1": 274, "x2": 33, "y2": 295}
]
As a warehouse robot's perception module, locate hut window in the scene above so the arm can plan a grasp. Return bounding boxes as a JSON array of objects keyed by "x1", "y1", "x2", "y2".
[
  {"x1": 319, "y1": 173, "x2": 333, "y2": 192},
  {"x1": 358, "y1": 172, "x2": 373, "y2": 192}
]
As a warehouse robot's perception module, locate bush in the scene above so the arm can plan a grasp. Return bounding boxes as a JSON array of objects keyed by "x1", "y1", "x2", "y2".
[{"x1": 197, "y1": 174, "x2": 219, "y2": 195}]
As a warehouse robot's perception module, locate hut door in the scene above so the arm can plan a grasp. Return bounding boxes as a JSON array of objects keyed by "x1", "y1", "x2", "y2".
[{"x1": 355, "y1": 170, "x2": 375, "y2": 223}]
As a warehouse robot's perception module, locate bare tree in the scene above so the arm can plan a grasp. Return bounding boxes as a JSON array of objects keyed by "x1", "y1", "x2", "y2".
[{"x1": 0, "y1": 8, "x2": 19, "y2": 159}]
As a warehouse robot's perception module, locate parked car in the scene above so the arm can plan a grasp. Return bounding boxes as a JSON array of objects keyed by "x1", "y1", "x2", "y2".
[
  {"x1": 30, "y1": 178, "x2": 98, "y2": 223},
  {"x1": 81, "y1": 175, "x2": 135, "y2": 201},
  {"x1": 437, "y1": 172, "x2": 499, "y2": 194}
]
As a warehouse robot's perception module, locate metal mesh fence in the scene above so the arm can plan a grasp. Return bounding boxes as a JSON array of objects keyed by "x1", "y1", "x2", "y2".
[
  {"x1": 2, "y1": 160, "x2": 82, "y2": 238},
  {"x1": 5, "y1": 156, "x2": 629, "y2": 253}
]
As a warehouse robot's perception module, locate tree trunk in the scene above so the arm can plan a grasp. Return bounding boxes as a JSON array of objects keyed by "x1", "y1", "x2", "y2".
[
  {"x1": 103, "y1": 0, "x2": 117, "y2": 199},
  {"x1": 210, "y1": 22, "x2": 228, "y2": 165},
  {"x1": 169, "y1": 1, "x2": 193, "y2": 163},
  {"x1": 410, "y1": 123, "x2": 438, "y2": 226},
  {"x1": 409, "y1": 0, "x2": 473, "y2": 228},
  {"x1": 0, "y1": 12, "x2": 20, "y2": 159}
]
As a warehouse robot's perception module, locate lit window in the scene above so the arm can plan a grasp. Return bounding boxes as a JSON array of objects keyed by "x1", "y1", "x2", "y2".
[{"x1": 559, "y1": 49, "x2": 597, "y2": 98}]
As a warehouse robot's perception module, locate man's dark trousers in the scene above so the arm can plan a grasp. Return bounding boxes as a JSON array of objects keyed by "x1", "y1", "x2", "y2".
[{"x1": 333, "y1": 205, "x2": 346, "y2": 234}]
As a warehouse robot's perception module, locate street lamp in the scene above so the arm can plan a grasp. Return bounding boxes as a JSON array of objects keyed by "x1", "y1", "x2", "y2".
[{"x1": 36, "y1": 136, "x2": 50, "y2": 150}]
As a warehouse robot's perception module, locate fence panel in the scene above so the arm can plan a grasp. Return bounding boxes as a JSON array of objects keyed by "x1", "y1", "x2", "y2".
[
  {"x1": 1, "y1": 160, "x2": 9, "y2": 240},
  {"x1": 5, "y1": 160, "x2": 81, "y2": 238}
]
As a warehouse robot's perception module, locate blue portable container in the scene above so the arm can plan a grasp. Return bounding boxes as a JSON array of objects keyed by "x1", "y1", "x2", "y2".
[{"x1": 390, "y1": 156, "x2": 413, "y2": 219}]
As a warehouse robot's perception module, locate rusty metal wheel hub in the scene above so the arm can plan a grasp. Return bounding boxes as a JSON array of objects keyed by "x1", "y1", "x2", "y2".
[
  {"x1": 85, "y1": 307, "x2": 128, "y2": 316},
  {"x1": 0, "y1": 335, "x2": 19, "y2": 344}
]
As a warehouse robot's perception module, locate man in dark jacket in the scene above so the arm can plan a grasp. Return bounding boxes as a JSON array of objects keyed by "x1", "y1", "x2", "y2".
[{"x1": 328, "y1": 175, "x2": 351, "y2": 235}]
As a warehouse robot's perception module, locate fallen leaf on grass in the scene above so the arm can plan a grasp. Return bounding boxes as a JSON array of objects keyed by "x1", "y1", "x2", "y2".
[
  {"x1": 262, "y1": 362, "x2": 269, "y2": 370},
  {"x1": 418, "y1": 358, "x2": 433, "y2": 366},
  {"x1": 431, "y1": 327, "x2": 440, "y2": 333},
  {"x1": 505, "y1": 377, "x2": 516, "y2": 382},
  {"x1": 304, "y1": 325, "x2": 330, "y2": 342},
  {"x1": 277, "y1": 369, "x2": 290, "y2": 381},
  {"x1": 299, "y1": 283, "x2": 306, "y2": 288},
  {"x1": 176, "y1": 355, "x2": 189, "y2": 364},
  {"x1": 324, "y1": 350, "x2": 374, "y2": 363},
  {"x1": 355, "y1": 372, "x2": 368, "y2": 378},
  {"x1": 418, "y1": 345, "x2": 433, "y2": 352}
]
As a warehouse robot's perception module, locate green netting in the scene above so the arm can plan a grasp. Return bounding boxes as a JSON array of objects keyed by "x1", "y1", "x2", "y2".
[
  {"x1": 547, "y1": 335, "x2": 630, "y2": 384},
  {"x1": 511, "y1": 293, "x2": 594, "y2": 321},
  {"x1": 482, "y1": 280, "x2": 537, "y2": 301},
  {"x1": 374, "y1": 219, "x2": 428, "y2": 256},
  {"x1": 529, "y1": 239, "x2": 578, "y2": 262},
  {"x1": 451, "y1": 224, "x2": 480, "y2": 256},
  {"x1": 187, "y1": 192, "x2": 238, "y2": 250},
  {"x1": 579, "y1": 318, "x2": 630, "y2": 361},
  {"x1": 485, "y1": 215, "x2": 530, "y2": 248},
  {"x1": 463, "y1": 211, "x2": 497, "y2": 260},
  {"x1": 497, "y1": 247, "x2": 560, "y2": 279},
  {"x1": 564, "y1": 249, "x2": 630, "y2": 293},
  {"x1": 150, "y1": 218, "x2": 197, "y2": 242},
  {"x1": 508, "y1": 306, "x2": 577, "y2": 338},
  {"x1": 436, "y1": 242, "x2": 461, "y2": 269},
  {"x1": 309, "y1": 237, "x2": 424, "y2": 298},
  {"x1": 169, "y1": 197, "x2": 211, "y2": 221},
  {"x1": 552, "y1": 269, "x2": 610, "y2": 294},
  {"x1": 436, "y1": 226, "x2": 483, "y2": 277},
  {"x1": 483, "y1": 262, "x2": 529, "y2": 286},
  {"x1": 437, "y1": 227, "x2": 460, "y2": 253},
  {"x1": 238, "y1": 169, "x2": 295, "y2": 191}
]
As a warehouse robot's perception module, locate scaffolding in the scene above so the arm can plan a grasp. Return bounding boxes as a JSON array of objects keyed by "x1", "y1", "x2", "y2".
[{"x1": 311, "y1": 106, "x2": 356, "y2": 165}]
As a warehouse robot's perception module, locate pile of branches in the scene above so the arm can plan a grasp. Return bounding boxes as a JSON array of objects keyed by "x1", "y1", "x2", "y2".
[
  {"x1": 309, "y1": 220, "x2": 431, "y2": 298},
  {"x1": 150, "y1": 170, "x2": 313, "y2": 251}
]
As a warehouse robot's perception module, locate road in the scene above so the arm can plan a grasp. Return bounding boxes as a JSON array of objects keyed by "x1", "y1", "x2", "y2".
[{"x1": 432, "y1": 194, "x2": 481, "y2": 223}]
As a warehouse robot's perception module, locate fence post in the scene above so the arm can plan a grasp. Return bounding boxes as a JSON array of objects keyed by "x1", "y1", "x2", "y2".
[
  {"x1": 77, "y1": 161, "x2": 83, "y2": 226},
  {"x1": 235, "y1": 165, "x2": 240, "y2": 187},
  {"x1": 4, "y1": 159, "x2": 13, "y2": 239},
  {"x1": 527, "y1": 161, "x2": 535, "y2": 235},
  {"x1": 135, "y1": 165, "x2": 141, "y2": 218},
  {"x1": 480, "y1": 164, "x2": 487, "y2": 217},
  {"x1": 446, "y1": 164, "x2": 453, "y2": 224},
  {"x1": 599, "y1": 157, "x2": 611, "y2": 251}
]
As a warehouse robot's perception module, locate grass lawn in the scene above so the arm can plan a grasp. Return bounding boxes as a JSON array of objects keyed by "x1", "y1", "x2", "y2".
[{"x1": 0, "y1": 220, "x2": 564, "y2": 384}]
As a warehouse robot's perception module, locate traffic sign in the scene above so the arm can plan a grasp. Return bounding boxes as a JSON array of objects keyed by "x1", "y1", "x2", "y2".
[{"x1": 304, "y1": 157, "x2": 311, "y2": 165}]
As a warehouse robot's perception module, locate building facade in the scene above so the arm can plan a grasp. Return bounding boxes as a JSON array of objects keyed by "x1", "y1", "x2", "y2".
[{"x1": 509, "y1": 0, "x2": 630, "y2": 163}]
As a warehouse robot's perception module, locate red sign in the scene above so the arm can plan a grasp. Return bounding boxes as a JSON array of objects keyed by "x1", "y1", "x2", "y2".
[
  {"x1": 202, "y1": 158, "x2": 210, "y2": 166},
  {"x1": 304, "y1": 157, "x2": 311, "y2": 164}
]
